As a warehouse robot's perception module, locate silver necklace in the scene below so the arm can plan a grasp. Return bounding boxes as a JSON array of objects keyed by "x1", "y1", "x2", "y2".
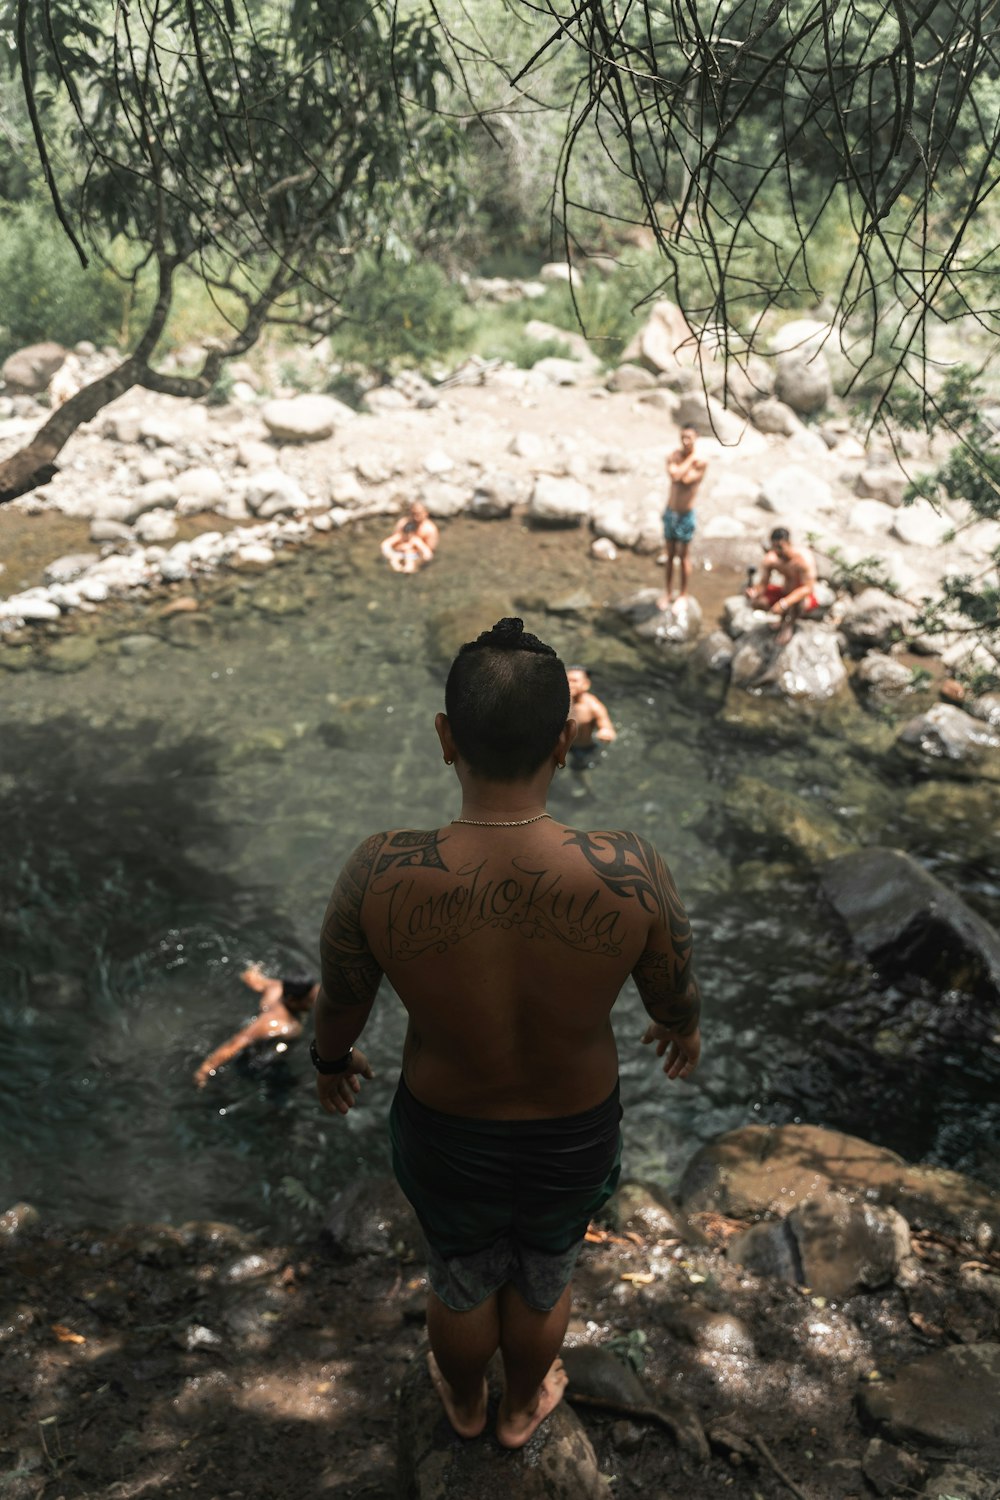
[{"x1": 451, "y1": 812, "x2": 552, "y2": 828}]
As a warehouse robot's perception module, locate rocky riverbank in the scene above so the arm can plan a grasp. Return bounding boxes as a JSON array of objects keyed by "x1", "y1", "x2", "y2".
[{"x1": 3, "y1": 1123, "x2": 999, "y2": 1500}]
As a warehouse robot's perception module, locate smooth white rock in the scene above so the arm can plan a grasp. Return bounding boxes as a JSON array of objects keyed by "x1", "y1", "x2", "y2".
[{"x1": 891, "y1": 500, "x2": 952, "y2": 548}]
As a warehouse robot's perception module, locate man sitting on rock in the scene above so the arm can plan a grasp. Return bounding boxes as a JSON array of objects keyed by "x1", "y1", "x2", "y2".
[
  {"x1": 193, "y1": 967, "x2": 318, "y2": 1087},
  {"x1": 311, "y1": 617, "x2": 701, "y2": 1449},
  {"x1": 746, "y1": 526, "x2": 818, "y2": 646},
  {"x1": 380, "y1": 500, "x2": 440, "y2": 574}
]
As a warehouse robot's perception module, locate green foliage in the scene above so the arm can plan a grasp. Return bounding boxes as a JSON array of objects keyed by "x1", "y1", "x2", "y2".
[
  {"x1": 279, "y1": 1175, "x2": 321, "y2": 1214},
  {"x1": 603, "y1": 1328, "x2": 648, "y2": 1374},
  {"x1": 331, "y1": 252, "x2": 463, "y2": 374},
  {"x1": 0, "y1": 203, "x2": 128, "y2": 358}
]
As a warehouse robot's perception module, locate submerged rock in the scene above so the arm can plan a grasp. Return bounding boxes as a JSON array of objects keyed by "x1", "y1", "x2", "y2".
[
  {"x1": 320, "y1": 1175, "x2": 422, "y2": 1260},
  {"x1": 820, "y1": 846, "x2": 1000, "y2": 1000},
  {"x1": 724, "y1": 775, "x2": 855, "y2": 864},
  {"x1": 897, "y1": 702, "x2": 1000, "y2": 777},
  {"x1": 729, "y1": 622, "x2": 847, "y2": 700},
  {"x1": 728, "y1": 1192, "x2": 911, "y2": 1298}
]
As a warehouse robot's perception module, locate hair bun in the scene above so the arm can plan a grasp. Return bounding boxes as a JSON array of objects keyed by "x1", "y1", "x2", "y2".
[
  {"x1": 458, "y1": 618, "x2": 556, "y2": 659},
  {"x1": 488, "y1": 617, "x2": 524, "y2": 646}
]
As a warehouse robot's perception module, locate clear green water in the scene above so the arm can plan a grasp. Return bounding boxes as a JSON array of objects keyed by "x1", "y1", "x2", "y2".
[{"x1": 2, "y1": 522, "x2": 998, "y2": 1233}]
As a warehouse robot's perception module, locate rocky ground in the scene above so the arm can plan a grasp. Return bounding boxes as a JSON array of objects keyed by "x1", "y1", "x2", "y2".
[{"x1": 3, "y1": 1123, "x2": 1000, "y2": 1500}]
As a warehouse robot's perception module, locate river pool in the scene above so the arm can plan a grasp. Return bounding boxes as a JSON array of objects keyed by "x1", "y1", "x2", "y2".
[{"x1": 2, "y1": 516, "x2": 997, "y2": 1234}]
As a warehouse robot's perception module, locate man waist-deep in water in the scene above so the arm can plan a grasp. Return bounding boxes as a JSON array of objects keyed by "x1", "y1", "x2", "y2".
[{"x1": 311, "y1": 619, "x2": 702, "y2": 1449}]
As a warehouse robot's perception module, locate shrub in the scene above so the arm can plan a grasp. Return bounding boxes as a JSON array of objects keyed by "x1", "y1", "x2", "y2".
[
  {"x1": 0, "y1": 205, "x2": 129, "y2": 358},
  {"x1": 331, "y1": 252, "x2": 463, "y2": 374}
]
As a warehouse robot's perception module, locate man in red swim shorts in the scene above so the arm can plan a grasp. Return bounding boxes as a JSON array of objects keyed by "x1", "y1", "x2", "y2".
[{"x1": 747, "y1": 527, "x2": 819, "y2": 645}]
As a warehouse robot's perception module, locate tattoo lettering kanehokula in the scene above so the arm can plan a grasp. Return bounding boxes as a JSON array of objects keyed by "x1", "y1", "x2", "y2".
[{"x1": 320, "y1": 827, "x2": 700, "y2": 1036}]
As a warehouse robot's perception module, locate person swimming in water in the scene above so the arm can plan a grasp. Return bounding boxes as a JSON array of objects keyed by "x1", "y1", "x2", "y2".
[{"x1": 193, "y1": 966, "x2": 318, "y2": 1088}]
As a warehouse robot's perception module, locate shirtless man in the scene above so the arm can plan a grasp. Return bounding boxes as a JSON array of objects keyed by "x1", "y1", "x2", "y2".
[
  {"x1": 311, "y1": 618, "x2": 701, "y2": 1450},
  {"x1": 659, "y1": 426, "x2": 707, "y2": 607},
  {"x1": 566, "y1": 665, "x2": 616, "y2": 795},
  {"x1": 746, "y1": 526, "x2": 819, "y2": 646},
  {"x1": 193, "y1": 967, "x2": 318, "y2": 1087},
  {"x1": 380, "y1": 501, "x2": 440, "y2": 574}
]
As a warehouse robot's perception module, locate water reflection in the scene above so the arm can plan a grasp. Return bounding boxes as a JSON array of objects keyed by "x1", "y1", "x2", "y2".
[{"x1": 1, "y1": 533, "x2": 997, "y2": 1231}]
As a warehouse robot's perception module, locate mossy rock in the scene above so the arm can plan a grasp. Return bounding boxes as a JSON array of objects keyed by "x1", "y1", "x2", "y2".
[
  {"x1": 724, "y1": 775, "x2": 857, "y2": 865},
  {"x1": 43, "y1": 634, "x2": 99, "y2": 673}
]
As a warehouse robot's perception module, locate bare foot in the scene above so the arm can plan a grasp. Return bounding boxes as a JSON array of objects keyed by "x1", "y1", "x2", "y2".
[
  {"x1": 656, "y1": 593, "x2": 672, "y2": 611},
  {"x1": 427, "y1": 1353, "x2": 488, "y2": 1439},
  {"x1": 496, "y1": 1359, "x2": 568, "y2": 1449}
]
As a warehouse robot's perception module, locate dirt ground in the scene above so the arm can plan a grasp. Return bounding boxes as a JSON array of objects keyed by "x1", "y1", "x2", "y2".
[{"x1": 3, "y1": 1195, "x2": 999, "y2": 1500}]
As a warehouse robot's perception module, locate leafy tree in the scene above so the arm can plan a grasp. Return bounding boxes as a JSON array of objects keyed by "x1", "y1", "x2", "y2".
[{"x1": 0, "y1": 0, "x2": 455, "y2": 504}]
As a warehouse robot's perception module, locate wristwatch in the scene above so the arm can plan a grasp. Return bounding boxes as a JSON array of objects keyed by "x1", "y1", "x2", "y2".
[{"x1": 309, "y1": 1040, "x2": 354, "y2": 1074}]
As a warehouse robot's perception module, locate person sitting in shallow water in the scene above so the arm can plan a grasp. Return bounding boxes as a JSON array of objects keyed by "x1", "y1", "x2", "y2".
[
  {"x1": 193, "y1": 967, "x2": 318, "y2": 1088},
  {"x1": 380, "y1": 501, "x2": 440, "y2": 574}
]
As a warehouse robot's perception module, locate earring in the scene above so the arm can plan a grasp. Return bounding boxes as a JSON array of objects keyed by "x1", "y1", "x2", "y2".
[
  {"x1": 556, "y1": 761, "x2": 566, "y2": 771},
  {"x1": 444, "y1": 758, "x2": 453, "y2": 766}
]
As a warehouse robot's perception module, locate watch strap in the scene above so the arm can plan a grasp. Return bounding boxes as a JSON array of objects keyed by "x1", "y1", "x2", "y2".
[{"x1": 310, "y1": 1039, "x2": 354, "y2": 1074}]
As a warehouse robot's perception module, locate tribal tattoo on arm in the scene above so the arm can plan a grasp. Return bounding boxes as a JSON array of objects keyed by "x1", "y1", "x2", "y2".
[
  {"x1": 566, "y1": 829, "x2": 701, "y2": 1035},
  {"x1": 319, "y1": 833, "x2": 388, "y2": 1008}
]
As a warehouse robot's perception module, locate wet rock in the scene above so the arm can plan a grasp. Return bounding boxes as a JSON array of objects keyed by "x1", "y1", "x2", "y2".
[
  {"x1": 854, "y1": 652, "x2": 919, "y2": 701},
  {"x1": 44, "y1": 552, "x2": 100, "y2": 585},
  {"x1": 859, "y1": 1344, "x2": 1000, "y2": 1457},
  {"x1": 396, "y1": 1352, "x2": 606, "y2": 1500},
  {"x1": 0, "y1": 1202, "x2": 41, "y2": 1240},
  {"x1": 425, "y1": 599, "x2": 512, "y2": 662},
  {"x1": 528, "y1": 474, "x2": 592, "y2": 526},
  {"x1": 726, "y1": 1217, "x2": 800, "y2": 1282},
  {"x1": 722, "y1": 594, "x2": 759, "y2": 639},
  {"x1": 729, "y1": 622, "x2": 847, "y2": 701},
  {"x1": 251, "y1": 588, "x2": 306, "y2": 617},
  {"x1": 820, "y1": 847, "x2": 1000, "y2": 1000},
  {"x1": 691, "y1": 629, "x2": 734, "y2": 673},
  {"x1": 261, "y1": 394, "x2": 352, "y2": 441},
  {"x1": 897, "y1": 703, "x2": 1000, "y2": 777},
  {"x1": 862, "y1": 1437, "x2": 927, "y2": 1496},
  {"x1": 44, "y1": 635, "x2": 98, "y2": 673},
  {"x1": 635, "y1": 596, "x2": 703, "y2": 645},
  {"x1": 320, "y1": 1176, "x2": 423, "y2": 1259},
  {"x1": 164, "y1": 612, "x2": 213, "y2": 648},
  {"x1": 220, "y1": 1252, "x2": 274, "y2": 1283},
  {"x1": 226, "y1": 727, "x2": 287, "y2": 761},
  {"x1": 2, "y1": 341, "x2": 66, "y2": 392},
  {"x1": 840, "y1": 588, "x2": 918, "y2": 652},
  {"x1": 723, "y1": 775, "x2": 855, "y2": 863},
  {"x1": 678, "y1": 1122, "x2": 1000, "y2": 1242},
  {"x1": 469, "y1": 473, "x2": 525, "y2": 519},
  {"x1": 903, "y1": 781, "x2": 999, "y2": 860},
  {"x1": 792, "y1": 1194, "x2": 910, "y2": 1297},
  {"x1": 116, "y1": 633, "x2": 161, "y2": 656},
  {"x1": 546, "y1": 589, "x2": 592, "y2": 614}
]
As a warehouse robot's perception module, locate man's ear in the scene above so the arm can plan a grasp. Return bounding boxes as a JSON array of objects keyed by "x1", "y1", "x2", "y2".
[
  {"x1": 558, "y1": 719, "x2": 578, "y2": 759},
  {"x1": 435, "y1": 712, "x2": 456, "y2": 762}
]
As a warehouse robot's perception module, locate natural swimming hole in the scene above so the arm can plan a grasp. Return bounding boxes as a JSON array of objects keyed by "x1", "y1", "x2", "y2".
[{"x1": 2, "y1": 518, "x2": 997, "y2": 1234}]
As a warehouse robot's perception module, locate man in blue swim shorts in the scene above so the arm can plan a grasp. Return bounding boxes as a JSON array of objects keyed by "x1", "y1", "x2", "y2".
[
  {"x1": 311, "y1": 618, "x2": 702, "y2": 1451},
  {"x1": 660, "y1": 425, "x2": 707, "y2": 607}
]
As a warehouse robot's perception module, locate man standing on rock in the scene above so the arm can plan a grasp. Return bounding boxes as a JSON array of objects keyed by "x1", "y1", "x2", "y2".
[
  {"x1": 311, "y1": 618, "x2": 701, "y2": 1449},
  {"x1": 659, "y1": 425, "x2": 707, "y2": 608},
  {"x1": 746, "y1": 527, "x2": 818, "y2": 646}
]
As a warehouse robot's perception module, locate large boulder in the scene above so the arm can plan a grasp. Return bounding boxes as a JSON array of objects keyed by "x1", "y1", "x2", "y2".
[
  {"x1": 848, "y1": 498, "x2": 898, "y2": 537},
  {"x1": 606, "y1": 363, "x2": 657, "y2": 393},
  {"x1": 727, "y1": 1192, "x2": 911, "y2": 1298},
  {"x1": 839, "y1": 588, "x2": 918, "y2": 651},
  {"x1": 634, "y1": 595, "x2": 703, "y2": 645},
  {"x1": 768, "y1": 318, "x2": 831, "y2": 358},
  {"x1": 528, "y1": 475, "x2": 592, "y2": 526},
  {"x1": 750, "y1": 397, "x2": 802, "y2": 436},
  {"x1": 678, "y1": 1122, "x2": 1000, "y2": 1241},
  {"x1": 729, "y1": 622, "x2": 847, "y2": 700},
  {"x1": 591, "y1": 495, "x2": 661, "y2": 551},
  {"x1": 2, "y1": 341, "x2": 66, "y2": 393},
  {"x1": 859, "y1": 1344, "x2": 1000, "y2": 1459},
  {"x1": 896, "y1": 702, "x2": 1000, "y2": 777},
  {"x1": 621, "y1": 299, "x2": 698, "y2": 378},
  {"x1": 756, "y1": 464, "x2": 834, "y2": 517},
  {"x1": 469, "y1": 473, "x2": 526, "y2": 519},
  {"x1": 419, "y1": 480, "x2": 468, "y2": 518},
  {"x1": 820, "y1": 846, "x2": 1000, "y2": 1001},
  {"x1": 891, "y1": 499, "x2": 952, "y2": 548},
  {"x1": 774, "y1": 349, "x2": 832, "y2": 414},
  {"x1": 856, "y1": 465, "x2": 909, "y2": 507},
  {"x1": 260, "y1": 394, "x2": 352, "y2": 442},
  {"x1": 244, "y1": 467, "x2": 307, "y2": 517},
  {"x1": 396, "y1": 1352, "x2": 606, "y2": 1500}
]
